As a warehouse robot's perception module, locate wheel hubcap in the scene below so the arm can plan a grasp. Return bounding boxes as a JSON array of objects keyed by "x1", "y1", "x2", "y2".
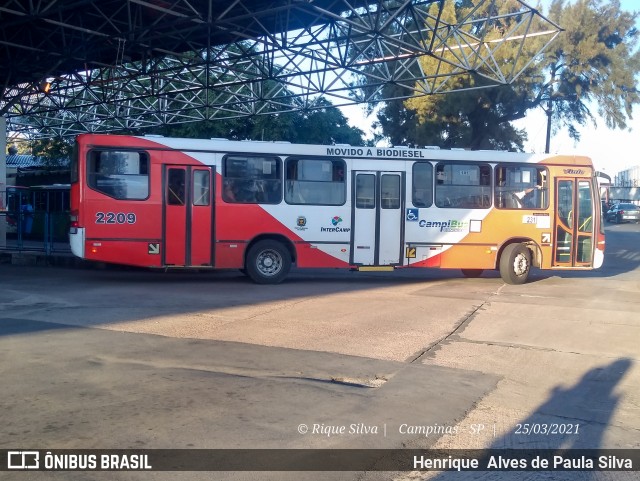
[
  {"x1": 257, "y1": 250, "x2": 282, "y2": 276},
  {"x1": 513, "y1": 253, "x2": 529, "y2": 276}
]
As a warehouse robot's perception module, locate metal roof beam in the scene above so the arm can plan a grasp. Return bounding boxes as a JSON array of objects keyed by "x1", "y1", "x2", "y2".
[{"x1": 1, "y1": 0, "x2": 562, "y2": 139}]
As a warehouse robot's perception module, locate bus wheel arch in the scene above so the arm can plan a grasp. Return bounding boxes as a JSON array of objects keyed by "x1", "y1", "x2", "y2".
[
  {"x1": 244, "y1": 235, "x2": 295, "y2": 284},
  {"x1": 497, "y1": 240, "x2": 540, "y2": 285}
]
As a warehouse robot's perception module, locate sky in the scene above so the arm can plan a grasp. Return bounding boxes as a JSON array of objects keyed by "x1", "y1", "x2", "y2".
[
  {"x1": 517, "y1": 0, "x2": 640, "y2": 179},
  {"x1": 513, "y1": 107, "x2": 640, "y2": 179},
  {"x1": 342, "y1": 0, "x2": 640, "y2": 180}
]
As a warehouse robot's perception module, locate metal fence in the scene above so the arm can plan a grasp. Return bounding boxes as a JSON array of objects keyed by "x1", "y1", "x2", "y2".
[{"x1": 0, "y1": 186, "x2": 71, "y2": 254}]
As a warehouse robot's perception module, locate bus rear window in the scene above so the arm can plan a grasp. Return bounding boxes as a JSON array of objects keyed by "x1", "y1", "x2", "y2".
[{"x1": 87, "y1": 150, "x2": 149, "y2": 200}]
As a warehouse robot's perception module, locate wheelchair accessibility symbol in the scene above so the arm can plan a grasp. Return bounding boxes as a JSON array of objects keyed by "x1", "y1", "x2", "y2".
[{"x1": 406, "y1": 208, "x2": 419, "y2": 222}]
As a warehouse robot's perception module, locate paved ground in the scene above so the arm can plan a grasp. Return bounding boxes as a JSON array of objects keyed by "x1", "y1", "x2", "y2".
[
  {"x1": 0, "y1": 223, "x2": 638, "y2": 480},
  {"x1": 385, "y1": 222, "x2": 640, "y2": 481}
]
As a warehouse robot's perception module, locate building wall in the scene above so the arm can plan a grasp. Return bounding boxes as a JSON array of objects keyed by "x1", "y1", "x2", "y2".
[
  {"x1": 615, "y1": 166, "x2": 640, "y2": 188},
  {"x1": 609, "y1": 187, "x2": 640, "y2": 204}
]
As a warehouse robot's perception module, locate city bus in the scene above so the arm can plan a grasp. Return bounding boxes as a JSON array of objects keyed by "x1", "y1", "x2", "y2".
[{"x1": 69, "y1": 134, "x2": 605, "y2": 284}]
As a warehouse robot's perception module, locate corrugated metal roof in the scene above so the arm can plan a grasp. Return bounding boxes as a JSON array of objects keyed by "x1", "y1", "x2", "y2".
[{"x1": 5, "y1": 155, "x2": 45, "y2": 168}]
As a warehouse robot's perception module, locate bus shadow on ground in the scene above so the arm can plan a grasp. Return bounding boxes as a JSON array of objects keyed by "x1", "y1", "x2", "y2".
[
  {"x1": 412, "y1": 357, "x2": 634, "y2": 481},
  {"x1": 0, "y1": 227, "x2": 635, "y2": 334}
]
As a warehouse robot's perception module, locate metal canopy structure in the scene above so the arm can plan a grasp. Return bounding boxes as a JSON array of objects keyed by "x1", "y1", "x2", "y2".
[{"x1": 0, "y1": 0, "x2": 560, "y2": 139}]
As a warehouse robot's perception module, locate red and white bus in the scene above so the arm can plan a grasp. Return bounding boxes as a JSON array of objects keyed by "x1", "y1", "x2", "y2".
[{"x1": 69, "y1": 134, "x2": 605, "y2": 284}]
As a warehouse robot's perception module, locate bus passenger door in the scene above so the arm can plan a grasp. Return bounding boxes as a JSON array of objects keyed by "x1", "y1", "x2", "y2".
[
  {"x1": 351, "y1": 171, "x2": 404, "y2": 266},
  {"x1": 163, "y1": 165, "x2": 214, "y2": 267},
  {"x1": 553, "y1": 178, "x2": 594, "y2": 267}
]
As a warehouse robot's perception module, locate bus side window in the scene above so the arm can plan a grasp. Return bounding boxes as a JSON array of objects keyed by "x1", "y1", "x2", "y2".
[
  {"x1": 285, "y1": 158, "x2": 346, "y2": 206},
  {"x1": 495, "y1": 165, "x2": 548, "y2": 210},
  {"x1": 435, "y1": 162, "x2": 491, "y2": 209},
  {"x1": 412, "y1": 162, "x2": 433, "y2": 207},
  {"x1": 222, "y1": 180, "x2": 239, "y2": 202},
  {"x1": 222, "y1": 155, "x2": 281, "y2": 204}
]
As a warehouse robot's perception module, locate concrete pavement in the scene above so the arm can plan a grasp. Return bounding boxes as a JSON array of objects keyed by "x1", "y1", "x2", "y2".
[{"x1": 0, "y1": 223, "x2": 638, "y2": 481}]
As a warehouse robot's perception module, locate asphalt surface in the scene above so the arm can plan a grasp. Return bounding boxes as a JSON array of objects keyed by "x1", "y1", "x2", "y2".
[{"x1": 0, "y1": 222, "x2": 638, "y2": 481}]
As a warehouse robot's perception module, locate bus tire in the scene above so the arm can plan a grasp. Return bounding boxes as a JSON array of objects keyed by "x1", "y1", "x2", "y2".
[
  {"x1": 499, "y1": 243, "x2": 531, "y2": 285},
  {"x1": 245, "y1": 240, "x2": 291, "y2": 284},
  {"x1": 461, "y1": 269, "x2": 483, "y2": 278}
]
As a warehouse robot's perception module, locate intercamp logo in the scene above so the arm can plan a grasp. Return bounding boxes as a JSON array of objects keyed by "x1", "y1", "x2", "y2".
[{"x1": 321, "y1": 216, "x2": 350, "y2": 233}]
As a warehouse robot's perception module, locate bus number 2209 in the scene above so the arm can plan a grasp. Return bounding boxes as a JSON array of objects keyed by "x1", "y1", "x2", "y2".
[{"x1": 95, "y1": 212, "x2": 137, "y2": 224}]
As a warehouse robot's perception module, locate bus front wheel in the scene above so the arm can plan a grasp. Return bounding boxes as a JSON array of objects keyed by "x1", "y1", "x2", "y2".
[
  {"x1": 246, "y1": 240, "x2": 291, "y2": 284},
  {"x1": 499, "y1": 243, "x2": 531, "y2": 285}
]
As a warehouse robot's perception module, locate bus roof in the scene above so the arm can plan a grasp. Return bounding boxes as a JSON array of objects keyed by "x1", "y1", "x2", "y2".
[{"x1": 77, "y1": 133, "x2": 594, "y2": 167}]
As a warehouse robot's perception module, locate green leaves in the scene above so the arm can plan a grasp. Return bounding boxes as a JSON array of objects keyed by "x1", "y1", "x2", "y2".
[
  {"x1": 377, "y1": 0, "x2": 640, "y2": 150},
  {"x1": 156, "y1": 101, "x2": 366, "y2": 146}
]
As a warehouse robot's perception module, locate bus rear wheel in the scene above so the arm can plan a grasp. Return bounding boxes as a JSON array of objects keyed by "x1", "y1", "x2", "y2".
[
  {"x1": 245, "y1": 240, "x2": 291, "y2": 284},
  {"x1": 499, "y1": 243, "x2": 531, "y2": 285}
]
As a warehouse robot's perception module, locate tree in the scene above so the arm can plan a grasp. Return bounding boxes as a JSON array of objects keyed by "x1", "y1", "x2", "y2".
[
  {"x1": 156, "y1": 98, "x2": 366, "y2": 145},
  {"x1": 377, "y1": 0, "x2": 640, "y2": 151},
  {"x1": 29, "y1": 138, "x2": 74, "y2": 166},
  {"x1": 9, "y1": 137, "x2": 73, "y2": 171},
  {"x1": 541, "y1": 0, "x2": 640, "y2": 143},
  {"x1": 288, "y1": 100, "x2": 367, "y2": 145}
]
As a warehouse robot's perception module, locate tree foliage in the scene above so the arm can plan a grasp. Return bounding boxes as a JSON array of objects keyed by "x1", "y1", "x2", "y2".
[
  {"x1": 157, "y1": 108, "x2": 365, "y2": 145},
  {"x1": 376, "y1": 0, "x2": 640, "y2": 150},
  {"x1": 29, "y1": 138, "x2": 74, "y2": 164},
  {"x1": 543, "y1": 0, "x2": 640, "y2": 139},
  {"x1": 156, "y1": 99, "x2": 365, "y2": 145},
  {"x1": 9, "y1": 137, "x2": 74, "y2": 169}
]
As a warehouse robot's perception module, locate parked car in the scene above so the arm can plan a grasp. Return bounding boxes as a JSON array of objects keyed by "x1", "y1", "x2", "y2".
[{"x1": 605, "y1": 203, "x2": 640, "y2": 223}]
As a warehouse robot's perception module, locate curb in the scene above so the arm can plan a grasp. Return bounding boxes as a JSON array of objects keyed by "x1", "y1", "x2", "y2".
[{"x1": 0, "y1": 251, "x2": 89, "y2": 268}]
